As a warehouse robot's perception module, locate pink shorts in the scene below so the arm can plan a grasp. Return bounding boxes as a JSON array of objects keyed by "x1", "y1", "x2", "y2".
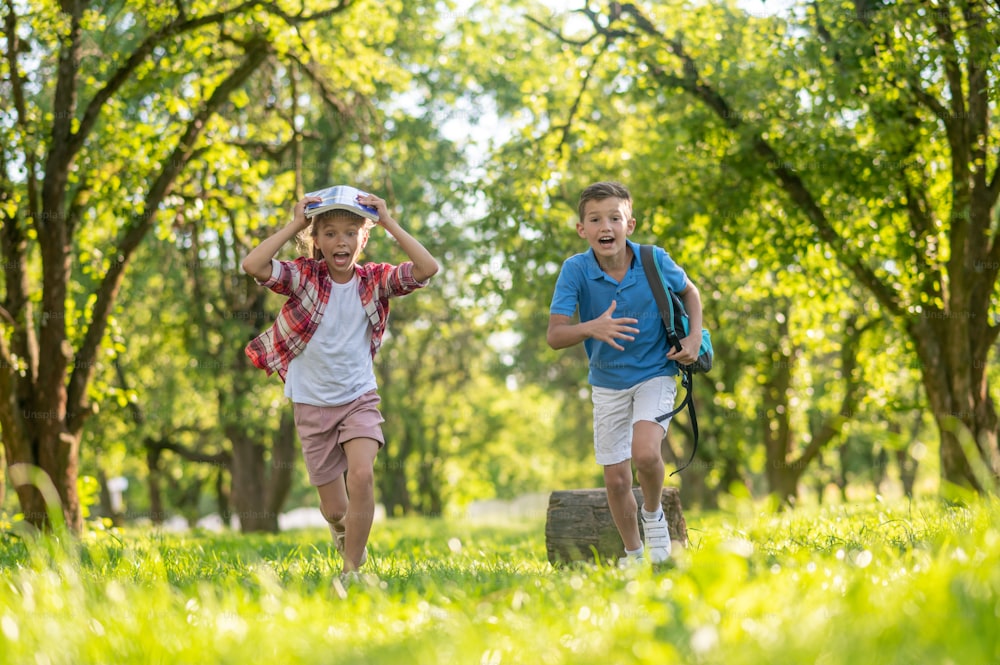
[{"x1": 292, "y1": 391, "x2": 385, "y2": 486}]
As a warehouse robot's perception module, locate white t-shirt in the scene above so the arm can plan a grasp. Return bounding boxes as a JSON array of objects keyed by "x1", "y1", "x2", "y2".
[{"x1": 284, "y1": 274, "x2": 377, "y2": 406}]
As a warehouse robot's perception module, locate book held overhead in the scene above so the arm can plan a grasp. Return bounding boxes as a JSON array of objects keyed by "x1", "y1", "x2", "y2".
[{"x1": 305, "y1": 185, "x2": 380, "y2": 221}]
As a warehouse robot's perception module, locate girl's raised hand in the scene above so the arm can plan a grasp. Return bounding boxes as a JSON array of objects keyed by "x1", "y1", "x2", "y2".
[
  {"x1": 292, "y1": 196, "x2": 322, "y2": 230},
  {"x1": 357, "y1": 193, "x2": 392, "y2": 226}
]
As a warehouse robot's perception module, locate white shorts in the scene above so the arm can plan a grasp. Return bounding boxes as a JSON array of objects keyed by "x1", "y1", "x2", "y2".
[{"x1": 591, "y1": 375, "x2": 678, "y2": 466}]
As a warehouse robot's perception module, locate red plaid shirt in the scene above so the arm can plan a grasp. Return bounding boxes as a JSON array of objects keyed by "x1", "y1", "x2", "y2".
[{"x1": 245, "y1": 257, "x2": 427, "y2": 381}]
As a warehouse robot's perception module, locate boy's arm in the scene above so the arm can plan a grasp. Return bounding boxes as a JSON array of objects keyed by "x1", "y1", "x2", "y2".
[
  {"x1": 547, "y1": 301, "x2": 639, "y2": 351},
  {"x1": 666, "y1": 280, "x2": 704, "y2": 365},
  {"x1": 361, "y1": 194, "x2": 440, "y2": 282},
  {"x1": 242, "y1": 196, "x2": 318, "y2": 281}
]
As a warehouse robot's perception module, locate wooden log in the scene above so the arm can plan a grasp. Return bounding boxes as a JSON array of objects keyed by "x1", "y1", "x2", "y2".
[{"x1": 545, "y1": 487, "x2": 688, "y2": 564}]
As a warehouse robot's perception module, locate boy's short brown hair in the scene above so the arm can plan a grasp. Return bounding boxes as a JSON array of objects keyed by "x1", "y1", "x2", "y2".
[{"x1": 578, "y1": 181, "x2": 633, "y2": 221}]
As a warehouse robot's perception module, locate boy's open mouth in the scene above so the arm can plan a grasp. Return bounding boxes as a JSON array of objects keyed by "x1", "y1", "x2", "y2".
[{"x1": 598, "y1": 235, "x2": 615, "y2": 248}]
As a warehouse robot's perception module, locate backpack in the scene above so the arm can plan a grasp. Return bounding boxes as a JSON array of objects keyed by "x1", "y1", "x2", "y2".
[{"x1": 639, "y1": 244, "x2": 714, "y2": 475}]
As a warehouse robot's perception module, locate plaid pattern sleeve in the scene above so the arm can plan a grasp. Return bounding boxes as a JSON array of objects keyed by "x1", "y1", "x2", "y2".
[
  {"x1": 373, "y1": 261, "x2": 429, "y2": 298},
  {"x1": 245, "y1": 258, "x2": 331, "y2": 381},
  {"x1": 256, "y1": 258, "x2": 300, "y2": 296},
  {"x1": 357, "y1": 261, "x2": 428, "y2": 358}
]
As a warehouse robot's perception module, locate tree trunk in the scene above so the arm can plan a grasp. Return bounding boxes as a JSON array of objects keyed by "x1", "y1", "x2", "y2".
[
  {"x1": 765, "y1": 312, "x2": 873, "y2": 504},
  {"x1": 762, "y1": 303, "x2": 797, "y2": 502},
  {"x1": 910, "y1": 318, "x2": 1000, "y2": 492},
  {"x1": 545, "y1": 487, "x2": 688, "y2": 564},
  {"x1": 663, "y1": 430, "x2": 717, "y2": 510},
  {"x1": 1, "y1": 192, "x2": 82, "y2": 531},
  {"x1": 416, "y1": 419, "x2": 444, "y2": 516},
  {"x1": 146, "y1": 444, "x2": 165, "y2": 525},
  {"x1": 215, "y1": 468, "x2": 230, "y2": 519},
  {"x1": 95, "y1": 467, "x2": 125, "y2": 526},
  {"x1": 831, "y1": 442, "x2": 846, "y2": 500},
  {"x1": 378, "y1": 457, "x2": 413, "y2": 518},
  {"x1": 375, "y1": 364, "x2": 416, "y2": 517},
  {"x1": 222, "y1": 286, "x2": 295, "y2": 533},
  {"x1": 227, "y1": 428, "x2": 276, "y2": 532},
  {"x1": 894, "y1": 404, "x2": 924, "y2": 498},
  {"x1": 5, "y1": 427, "x2": 83, "y2": 532},
  {"x1": 265, "y1": 408, "x2": 296, "y2": 520},
  {"x1": 895, "y1": 449, "x2": 918, "y2": 498},
  {"x1": 144, "y1": 435, "x2": 231, "y2": 525}
]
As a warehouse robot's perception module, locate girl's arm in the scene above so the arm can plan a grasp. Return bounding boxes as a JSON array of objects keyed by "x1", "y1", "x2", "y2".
[
  {"x1": 380, "y1": 221, "x2": 440, "y2": 282},
  {"x1": 360, "y1": 194, "x2": 440, "y2": 282},
  {"x1": 241, "y1": 197, "x2": 318, "y2": 281}
]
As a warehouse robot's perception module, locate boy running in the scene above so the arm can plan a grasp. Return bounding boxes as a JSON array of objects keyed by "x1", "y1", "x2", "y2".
[{"x1": 547, "y1": 181, "x2": 703, "y2": 564}]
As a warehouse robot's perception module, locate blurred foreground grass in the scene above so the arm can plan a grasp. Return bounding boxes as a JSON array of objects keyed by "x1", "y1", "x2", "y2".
[{"x1": 1, "y1": 497, "x2": 998, "y2": 664}]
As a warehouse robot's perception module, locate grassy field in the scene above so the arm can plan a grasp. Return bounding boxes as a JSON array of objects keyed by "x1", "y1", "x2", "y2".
[{"x1": 1, "y1": 496, "x2": 998, "y2": 665}]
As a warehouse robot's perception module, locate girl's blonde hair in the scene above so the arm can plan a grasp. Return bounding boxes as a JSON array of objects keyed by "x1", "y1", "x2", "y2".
[{"x1": 303, "y1": 210, "x2": 373, "y2": 260}]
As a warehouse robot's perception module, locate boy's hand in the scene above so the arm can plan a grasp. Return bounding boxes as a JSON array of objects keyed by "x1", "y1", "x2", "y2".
[
  {"x1": 667, "y1": 333, "x2": 701, "y2": 365},
  {"x1": 293, "y1": 196, "x2": 322, "y2": 231},
  {"x1": 590, "y1": 301, "x2": 639, "y2": 351}
]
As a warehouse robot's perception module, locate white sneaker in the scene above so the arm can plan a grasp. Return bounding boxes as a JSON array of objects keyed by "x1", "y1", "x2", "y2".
[
  {"x1": 642, "y1": 514, "x2": 672, "y2": 563},
  {"x1": 331, "y1": 570, "x2": 378, "y2": 598},
  {"x1": 617, "y1": 553, "x2": 645, "y2": 569},
  {"x1": 331, "y1": 521, "x2": 368, "y2": 567}
]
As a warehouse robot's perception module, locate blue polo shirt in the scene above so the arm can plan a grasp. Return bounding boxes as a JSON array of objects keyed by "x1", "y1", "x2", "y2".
[{"x1": 550, "y1": 239, "x2": 688, "y2": 390}]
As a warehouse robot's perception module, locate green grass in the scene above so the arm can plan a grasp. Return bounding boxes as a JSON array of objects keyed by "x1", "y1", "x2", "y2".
[{"x1": 1, "y1": 498, "x2": 999, "y2": 664}]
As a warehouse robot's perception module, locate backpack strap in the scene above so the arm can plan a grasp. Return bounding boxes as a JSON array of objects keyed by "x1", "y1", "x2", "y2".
[{"x1": 640, "y1": 244, "x2": 698, "y2": 476}]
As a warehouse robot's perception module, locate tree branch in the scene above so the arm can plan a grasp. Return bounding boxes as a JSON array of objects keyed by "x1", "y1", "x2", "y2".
[
  {"x1": 113, "y1": 360, "x2": 145, "y2": 427},
  {"x1": 145, "y1": 436, "x2": 232, "y2": 468},
  {"x1": 39, "y1": 2, "x2": 84, "y2": 238},
  {"x1": 907, "y1": 76, "x2": 950, "y2": 120},
  {"x1": 902, "y1": 178, "x2": 948, "y2": 314},
  {"x1": 285, "y1": 51, "x2": 354, "y2": 120},
  {"x1": 221, "y1": 138, "x2": 297, "y2": 161},
  {"x1": 930, "y1": 5, "x2": 968, "y2": 130},
  {"x1": 255, "y1": 0, "x2": 354, "y2": 24},
  {"x1": 553, "y1": 47, "x2": 604, "y2": 156},
  {"x1": 963, "y1": 4, "x2": 995, "y2": 312},
  {"x1": 927, "y1": 6, "x2": 972, "y2": 311},
  {"x1": 809, "y1": 1, "x2": 833, "y2": 44},
  {"x1": 526, "y1": 13, "x2": 599, "y2": 47}
]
